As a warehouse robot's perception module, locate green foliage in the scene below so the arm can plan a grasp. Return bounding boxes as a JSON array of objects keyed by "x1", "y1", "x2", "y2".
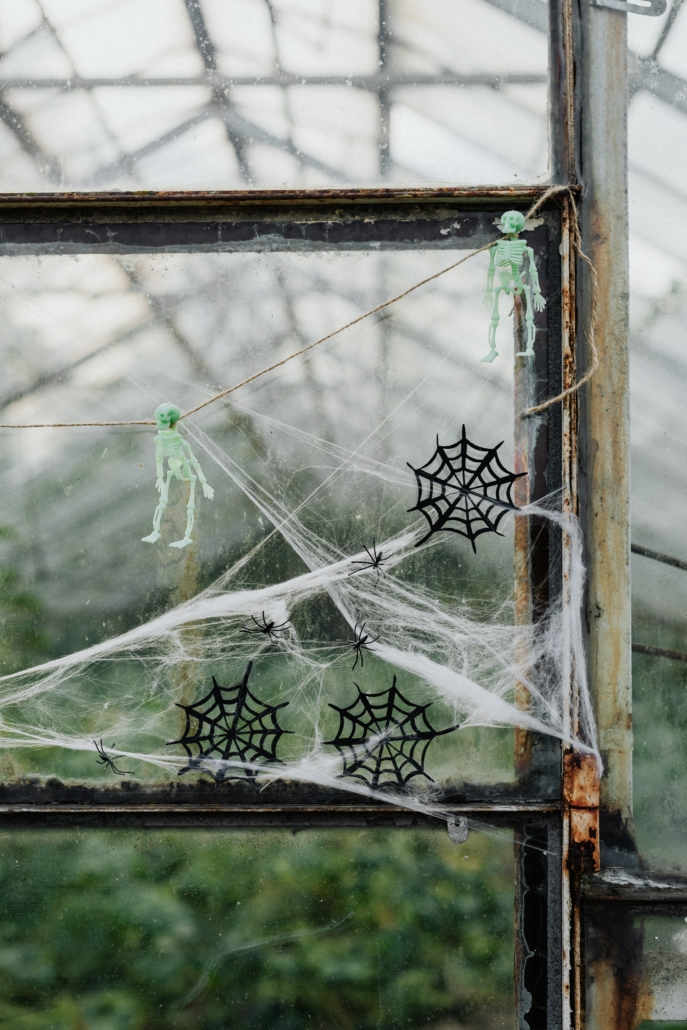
[{"x1": 0, "y1": 828, "x2": 513, "y2": 1030}]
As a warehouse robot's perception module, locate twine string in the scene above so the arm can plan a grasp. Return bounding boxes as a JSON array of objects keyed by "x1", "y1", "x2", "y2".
[
  {"x1": 0, "y1": 185, "x2": 593, "y2": 430},
  {"x1": 525, "y1": 193, "x2": 598, "y2": 416}
]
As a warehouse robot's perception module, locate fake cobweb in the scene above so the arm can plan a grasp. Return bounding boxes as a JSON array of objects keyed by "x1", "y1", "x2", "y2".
[{"x1": 0, "y1": 250, "x2": 598, "y2": 825}]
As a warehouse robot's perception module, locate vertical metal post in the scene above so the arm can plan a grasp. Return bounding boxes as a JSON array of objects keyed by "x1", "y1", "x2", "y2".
[
  {"x1": 575, "y1": 6, "x2": 636, "y2": 1029},
  {"x1": 549, "y1": 0, "x2": 578, "y2": 184},
  {"x1": 577, "y1": 0, "x2": 634, "y2": 861},
  {"x1": 561, "y1": 194, "x2": 576, "y2": 1030}
]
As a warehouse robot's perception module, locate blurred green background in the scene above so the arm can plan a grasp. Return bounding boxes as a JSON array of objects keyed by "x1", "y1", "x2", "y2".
[{"x1": 0, "y1": 827, "x2": 514, "y2": 1030}]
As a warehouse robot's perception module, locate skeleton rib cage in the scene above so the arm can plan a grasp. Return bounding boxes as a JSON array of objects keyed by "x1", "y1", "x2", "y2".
[{"x1": 408, "y1": 425, "x2": 524, "y2": 552}]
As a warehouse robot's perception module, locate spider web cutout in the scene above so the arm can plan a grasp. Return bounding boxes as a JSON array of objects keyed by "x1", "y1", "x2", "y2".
[
  {"x1": 408, "y1": 425, "x2": 524, "y2": 552},
  {"x1": 324, "y1": 677, "x2": 458, "y2": 789},
  {"x1": 167, "y1": 661, "x2": 290, "y2": 791}
]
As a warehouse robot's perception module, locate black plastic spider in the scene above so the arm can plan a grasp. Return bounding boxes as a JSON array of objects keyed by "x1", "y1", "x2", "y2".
[
  {"x1": 348, "y1": 539, "x2": 389, "y2": 586},
  {"x1": 94, "y1": 739, "x2": 132, "y2": 776},
  {"x1": 344, "y1": 620, "x2": 380, "y2": 671},
  {"x1": 240, "y1": 611, "x2": 290, "y2": 642}
]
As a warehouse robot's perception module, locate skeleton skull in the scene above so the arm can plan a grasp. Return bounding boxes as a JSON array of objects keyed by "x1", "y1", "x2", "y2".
[
  {"x1": 499, "y1": 210, "x2": 526, "y2": 236},
  {"x1": 154, "y1": 403, "x2": 182, "y2": 429}
]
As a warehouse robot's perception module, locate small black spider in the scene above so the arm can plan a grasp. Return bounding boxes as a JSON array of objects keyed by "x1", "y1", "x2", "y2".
[
  {"x1": 94, "y1": 739, "x2": 132, "y2": 776},
  {"x1": 344, "y1": 620, "x2": 380, "y2": 671},
  {"x1": 240, "y1": 611, "x2": 290, "y2": 642},
  {"x1": 348, "y1": 539, "x2": 388, "y2": 586}
]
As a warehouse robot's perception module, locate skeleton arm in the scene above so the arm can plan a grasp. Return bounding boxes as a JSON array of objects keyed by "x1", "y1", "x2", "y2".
[
  {"x1": 484, "y1": 245, "x2": 497, "y2": 309},
  {"x1": 526, "y1": 246, "x2": 546, "y2": 311},
  {"x1": 182, "y1": 439, "x2": 215, "y2": 499}
]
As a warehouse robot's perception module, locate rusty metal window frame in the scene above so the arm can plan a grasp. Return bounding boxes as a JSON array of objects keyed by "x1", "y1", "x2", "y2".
[
  {"x1": 0, "y1": 3, "x2": 631, "y2": 1028},
  {"x1": 0, "y1": 186, "x2": 566, "y2": 823},
  {"x1": 4, "y1": 0, "x2": 685, "y2": 1022},
  {"x1": 0, "y1": 191, "x2": 573, "y2": 1030},
  {"x1": 561, "y1": 1, "x2": 687, "y2": 1028}
]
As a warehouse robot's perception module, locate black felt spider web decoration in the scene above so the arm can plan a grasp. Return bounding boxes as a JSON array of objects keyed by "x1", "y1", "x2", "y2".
[
  {"x1": 325, "y1": 677, "x2": 459, "y2": 789},
  {"x1": 408, "y1": 425, "x2": 524, "y2": 552},
  {"x1": 167, "y1": 661, "x2": 290, "y2": 791}
]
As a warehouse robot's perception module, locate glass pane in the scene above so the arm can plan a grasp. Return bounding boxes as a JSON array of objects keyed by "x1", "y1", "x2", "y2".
[
  {"x1": 0, "y1": 0, "x2": 550, "y2": 191},
  {"x1": 0, "y1": 220, "x2": 561, "y2": 799},
  {"x1": 628, "y1": 0, "x2": 687, "y2": 873},
  {"x1": 633, "y1": 915, "x2": 687, "y2": 1027},
  {"x1": 0, "y1": 826, "x2": 515, "y2": 1029}
]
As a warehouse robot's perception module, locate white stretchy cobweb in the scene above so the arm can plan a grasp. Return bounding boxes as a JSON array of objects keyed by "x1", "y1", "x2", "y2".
[
  {"x1": 0, "y1": 249, "x2": 598, "y2": 828},
  {"x1": 0, "y1": 414, "x2": 598, "y2": 820}
]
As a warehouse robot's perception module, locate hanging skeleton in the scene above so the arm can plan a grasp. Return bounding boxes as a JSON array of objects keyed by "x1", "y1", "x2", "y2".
[
  {"x1": 142, "y1": 403, "x2": 214, "y2": 549},
  {"x1": 482, "y1": 209, "x2": 546, "y2": 364}
]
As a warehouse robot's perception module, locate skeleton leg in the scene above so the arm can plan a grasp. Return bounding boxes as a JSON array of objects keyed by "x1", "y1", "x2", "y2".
[
  {"x1": 516, "y1": 283, "x2": 536, "y2": 357},
  {"x1": 142, "y1": 472, "x2": 173, "y2": 543},
  {"x1": 482, "y1": 286, "x2": 503, "y2": 363},
  {"x1": 170, "y1": 472, "x2": 197, "y2": 549}
]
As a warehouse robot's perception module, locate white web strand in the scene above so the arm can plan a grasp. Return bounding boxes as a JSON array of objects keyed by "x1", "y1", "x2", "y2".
[{"x1": 0, "y1": 412, "x2": 599, "y2": 815}]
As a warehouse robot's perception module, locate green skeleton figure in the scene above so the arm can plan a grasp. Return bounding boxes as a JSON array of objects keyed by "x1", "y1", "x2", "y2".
[
  {"x1": 142, "y1": 403, "x2": 214, "y2": 549},
  {"x1": 482, "y1": 209, "x2": 546, "y2": 364}
]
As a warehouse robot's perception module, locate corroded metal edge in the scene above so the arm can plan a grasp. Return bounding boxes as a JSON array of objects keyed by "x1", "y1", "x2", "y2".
[
  {"x1": 0, "y1": 802, "x2": 560, "y2": 831},
  {"x1": 0, "y1": 184, "x2": 577, "y2": 209}
]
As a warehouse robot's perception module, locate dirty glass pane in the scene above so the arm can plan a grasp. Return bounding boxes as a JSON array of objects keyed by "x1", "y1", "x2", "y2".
[
  {"x1": 0, "y1": 0, "x2": 550, "y2": 191},
  {"x1": 0, "y1": 826, "x2": 515, "y2": 1029},
  {"x1": 628, "y1": 0, "x2": 687, "y2": 873},
  {"x1": 631, "y1": 915, "x2": 687, "y2": 1028},
  {"x1": 632, "y1": 619, "x2": 687, "y2": 874},
  {"x1": 0, "y1": 223, "x2": 557, "y2": 796}
]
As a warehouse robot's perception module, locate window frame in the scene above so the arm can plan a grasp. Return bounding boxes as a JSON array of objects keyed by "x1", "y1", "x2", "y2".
[
  {"x1": 0, "y1": 184, "x2": 571, "y2": 1030},
  {"x1": 5, "y1": 2, "x2": 675, "y2": 1028}
]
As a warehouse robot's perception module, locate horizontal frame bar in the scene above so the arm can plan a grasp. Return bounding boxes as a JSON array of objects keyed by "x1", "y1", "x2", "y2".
[
  {"x1": 0, "y1": 193, "x2": 561, "y2": 258},
  {"x1": 0, "y1": 803, "x2": 560, "y2": 830},
  {"x1": 0, "y1": 73, "x2": 548, "y2": 90},
  {"x1": 0, "y1": 185, "x2": 572, "y2": 210},
  {"x1": 632, "y1": 642, "x2": 687, "y2": 663},
  {"x1": 632, "y1": 542, "x2": 687, "y2": 573}
]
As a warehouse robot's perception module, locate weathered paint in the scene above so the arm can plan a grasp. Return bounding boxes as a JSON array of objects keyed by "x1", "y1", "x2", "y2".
[
  {"x1": 565, "y1": 751, "x2": 601, "y2": 876},
  {"x1": 586, "y1": 903, "x2": 644, "y2": 1030},
  {"x1": 0, "y1": 184, "x2": 573, "y2": 210},
  {"x1": 578, "y1": 0, "x2": 634, "y2": 861},
  {"x1": 577, "y1": 4, "x2": 638, "y2": 1030}
]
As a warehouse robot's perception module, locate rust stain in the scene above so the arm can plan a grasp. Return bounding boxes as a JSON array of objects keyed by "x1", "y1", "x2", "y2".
[
  {"x1": 569, "y1": 808, "x2": 599, "y2": 873},
  {"x1": 565, "y1": 751, "x2": 600, "y2": 873},
  {"x1": 586, "y1": 905, "x2": 645, "y2": 1030},
  {"x1": 564, "y1": 751, "x2": 600, "y2": 808},
  {"x1": 0, "y1": 184, "x2": 579, "y2": 210}
]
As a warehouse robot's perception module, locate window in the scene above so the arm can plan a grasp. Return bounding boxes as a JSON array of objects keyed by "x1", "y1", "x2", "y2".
[{"x1": 0, "y1": 2, "x2": 683, "y2": 1029}]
